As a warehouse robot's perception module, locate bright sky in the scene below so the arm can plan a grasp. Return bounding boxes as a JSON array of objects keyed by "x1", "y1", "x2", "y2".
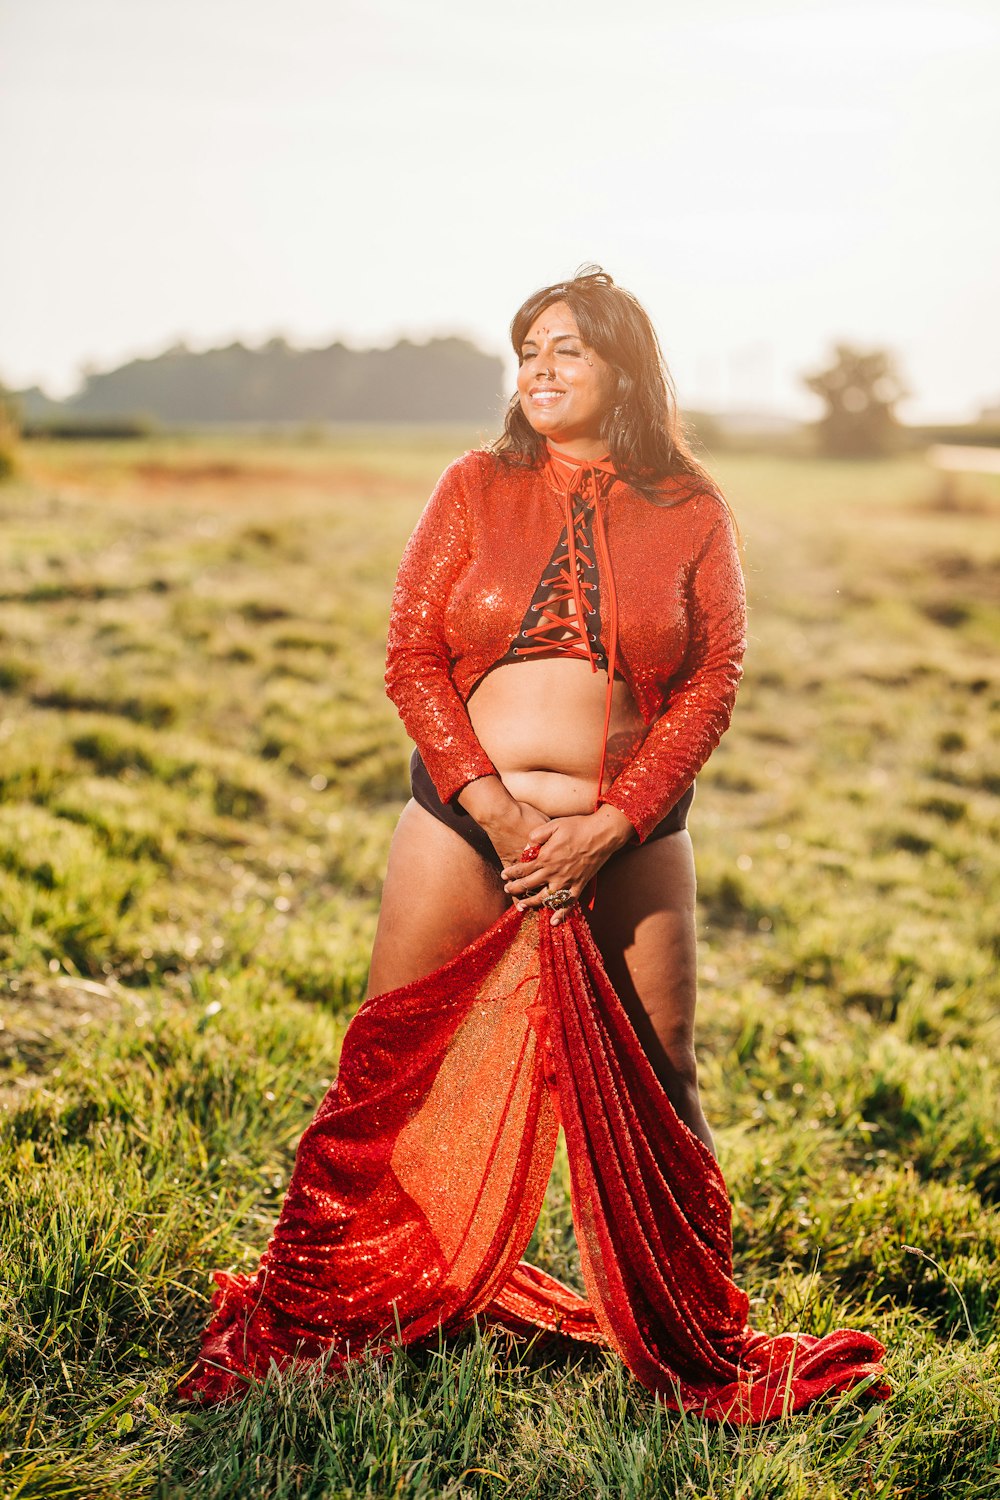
[{"x1": 2, "y1": 0, "x2": 998, "y2": 420}]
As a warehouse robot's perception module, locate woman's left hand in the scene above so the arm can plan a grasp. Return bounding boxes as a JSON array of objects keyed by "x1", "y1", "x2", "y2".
[{"x1": 500, "y1": 805, "x2": 636, "y2": 925}]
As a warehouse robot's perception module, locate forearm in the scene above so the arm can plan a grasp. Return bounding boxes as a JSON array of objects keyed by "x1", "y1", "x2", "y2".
[
  {"x1": 456, "y1": 773, "x2": 515, "y2": 824},
  {"x1": 385, "y1": 454, "x2": 498, "y2": 804},
  {"x1": 457, "y1": 775, "x2": 544, "y2": 853},
  {"x1": 600, "y1": 676, "x2": 740, "y2": 841},
  {"x1": 386, "y1": 654, "x2": 497, "y2": 804},
  {"x1": 602, "y1": 507, "x2": 746, "y2": 841}
]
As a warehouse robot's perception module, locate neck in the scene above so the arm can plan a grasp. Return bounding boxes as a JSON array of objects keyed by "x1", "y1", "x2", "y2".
[{"x1": 544, "y1": 435, "x2": 611, "y2": 464}]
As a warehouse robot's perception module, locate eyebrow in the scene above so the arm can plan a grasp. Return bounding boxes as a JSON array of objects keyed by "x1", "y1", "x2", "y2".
[{"x1": 521, "y1": 331, "x2": 582, "y2": 346}]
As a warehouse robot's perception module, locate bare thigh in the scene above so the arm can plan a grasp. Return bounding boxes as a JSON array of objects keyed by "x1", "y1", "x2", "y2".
[
  {"x1": 366, "y1": 799, "x2": 509, "y2": 997},
  {"x1": 366, "y1": 805, "x2": 709, "y2": 1145},
  {"x1": 586, "y1": 830, "x2": 706, "y2": 1119},
  {"x1": 368, "y1": 802, "x2": 699, "y2": 1062}
]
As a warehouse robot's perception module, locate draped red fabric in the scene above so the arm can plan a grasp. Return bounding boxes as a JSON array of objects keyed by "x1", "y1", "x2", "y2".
[{"x1": 178, "y1": 907, "x2": 888, "y2": 1420}]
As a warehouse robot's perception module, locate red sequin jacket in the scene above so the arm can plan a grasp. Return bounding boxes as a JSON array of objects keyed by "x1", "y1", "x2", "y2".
[{"x1": 384, "y1": 449, "x2": 747, "y2": 842}]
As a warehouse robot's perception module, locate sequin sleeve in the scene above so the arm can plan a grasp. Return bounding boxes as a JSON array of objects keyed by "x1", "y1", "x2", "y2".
[
  {"x1": 384, "y1": 457, "x2": 499, "y2": 805},
  {"x1": 599, "y1": 500, "x2": 747, "y2": 842}
]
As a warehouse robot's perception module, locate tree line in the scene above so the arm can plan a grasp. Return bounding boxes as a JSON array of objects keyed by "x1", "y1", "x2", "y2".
[
  {"x1": 4, "y1": 337, "x2": 996, "y2": 460},
  {"x1": 14, "y1": 336, "x2": 506, "y2": 427}
]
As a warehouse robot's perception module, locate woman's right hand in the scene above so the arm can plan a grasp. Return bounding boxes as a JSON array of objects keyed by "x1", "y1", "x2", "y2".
[
  {"x1": 456, "y1": 776, "x2": 551, "y2": 880},
  {"x1": 482, "y1": 799, "x2": 551, "y2": 872}
]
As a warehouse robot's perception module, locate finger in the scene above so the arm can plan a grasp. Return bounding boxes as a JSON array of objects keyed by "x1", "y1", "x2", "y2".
[
  {"x1": 504, "y1": 870, "x2": 552, "y2": 896},
  {"x1": 513, "y1": 888, "x2": 551, "y2": 910},
  {"x1": 501, "y1": 829, "x2": 557, "y2": 877},
  {"x1": 500, "y1": 855, "x2": 550, "y2": 886},
  {"x1": 517, "y1": 877, "x2": 582, "y2": 914},
  {"x1": 500, "y1": 844, "x2": 551, "y2": 878},
  {"x1": 527, "y1": 822, "x2": 557, "y2": 846},
  {"x1": 509, "y1": 825, "x2": 556, "y2": 870},
  {"x1": 512, "y1": 881, "x2": 555, "y2": 911}
]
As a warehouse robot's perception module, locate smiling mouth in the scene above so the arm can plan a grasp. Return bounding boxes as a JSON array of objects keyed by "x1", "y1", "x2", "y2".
[{"x1": 528, "y1": 389, "x2": 566, "y2": 403}]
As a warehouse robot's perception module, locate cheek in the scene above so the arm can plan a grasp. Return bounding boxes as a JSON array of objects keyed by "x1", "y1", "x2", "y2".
[
  {"x1": 595, "y1": 369, "x2": 617, "y2": 413},
  {"x1": 579, "y1": 367, "x2": 611, "y2": 413}
]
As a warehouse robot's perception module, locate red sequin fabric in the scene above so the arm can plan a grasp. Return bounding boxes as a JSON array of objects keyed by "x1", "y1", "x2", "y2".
[
  {"x1": 179, "y1": 907, "x2": 888, "y2": 1420},
  {"x1": 384, "y1": 448, "x2": 747, "y2": 841}
]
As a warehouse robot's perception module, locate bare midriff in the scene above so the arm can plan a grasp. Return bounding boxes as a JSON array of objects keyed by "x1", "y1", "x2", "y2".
[{"x1": 466, "y1": 657, "x2": 647, "y2": 818}]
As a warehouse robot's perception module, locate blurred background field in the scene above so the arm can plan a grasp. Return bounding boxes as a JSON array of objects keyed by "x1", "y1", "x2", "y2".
[{"x1": 1, "y1": 432, "x2": 998, "y2": 1498}]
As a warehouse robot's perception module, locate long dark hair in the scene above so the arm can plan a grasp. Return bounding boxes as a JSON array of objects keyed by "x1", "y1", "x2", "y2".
[{"x1": 492, "y1": 265, "x2": 723, "y2": 508}]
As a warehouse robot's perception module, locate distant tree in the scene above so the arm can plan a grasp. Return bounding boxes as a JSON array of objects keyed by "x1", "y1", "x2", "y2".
[
  {"x1": 802, "y1": 343, "x2": 909, "y2": 458},
  {"x1": 0, "y1": 383, "x2": 20, "y2": 480}
]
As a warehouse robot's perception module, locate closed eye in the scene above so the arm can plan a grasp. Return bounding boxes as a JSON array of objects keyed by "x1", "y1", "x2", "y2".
[{"x1": 519, "y1": 345, "x2": 584, "y2": 361}]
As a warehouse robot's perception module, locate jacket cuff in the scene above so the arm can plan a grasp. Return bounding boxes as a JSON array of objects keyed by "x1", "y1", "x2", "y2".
[
  {"x1": 596, "y1": 788, "x2": 662, "y2": 845},
  {"x1": 420, "y1": 746, "x2": 499, "y2": 809}
]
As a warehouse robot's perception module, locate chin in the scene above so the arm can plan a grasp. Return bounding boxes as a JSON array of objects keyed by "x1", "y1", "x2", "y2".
[{"x1": 522, "y1": 411, "x2": 564, "y2": 439}]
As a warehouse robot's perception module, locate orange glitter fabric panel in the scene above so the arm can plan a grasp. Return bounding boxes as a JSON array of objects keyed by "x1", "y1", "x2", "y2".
[
  {"x1": 179, "y1": 910, "x2": 888, "y2": 1421},
  {"x1": 178, "y1": 913, "x2": 560, "y2": 1404}
]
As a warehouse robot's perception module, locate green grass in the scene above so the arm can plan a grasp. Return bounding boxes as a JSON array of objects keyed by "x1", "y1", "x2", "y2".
[{"x1": 1, "y1": 434, "x2": 998, "y2": 1498}]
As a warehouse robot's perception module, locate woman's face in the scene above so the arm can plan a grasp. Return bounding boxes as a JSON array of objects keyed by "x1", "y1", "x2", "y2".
[{"x1": 516, "y1": 301, "x2": 616, "y2": 451}]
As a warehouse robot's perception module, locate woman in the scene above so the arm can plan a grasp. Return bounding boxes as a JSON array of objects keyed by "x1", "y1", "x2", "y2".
[
  {"x1": 371, "y1": 270, "x2": 732, "y2": 1155},
  {"x1": 180, "y1": 270, "x2": 887, "y2": 1421}
]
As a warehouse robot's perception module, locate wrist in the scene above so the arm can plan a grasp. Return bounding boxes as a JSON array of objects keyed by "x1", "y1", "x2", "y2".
[
  {"x1": 456, "y1": 775, "x2": 516, "y2": 827},
  {"x1": 590, "y1": 802, "x2": 636, "y2": 855}
]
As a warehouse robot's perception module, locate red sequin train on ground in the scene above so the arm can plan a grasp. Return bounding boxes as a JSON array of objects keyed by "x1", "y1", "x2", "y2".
[{"x1": 179, "y1": 907, "x2": 888, "y2": 1421}]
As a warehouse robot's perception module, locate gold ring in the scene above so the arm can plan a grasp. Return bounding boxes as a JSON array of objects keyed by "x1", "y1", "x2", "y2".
[{"x1": 541, "y1": 888, "x2": 576, "y2": 911}]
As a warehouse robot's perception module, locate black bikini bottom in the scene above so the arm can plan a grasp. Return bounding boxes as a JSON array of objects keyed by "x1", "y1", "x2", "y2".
[{"x1": 409, "y1": 749, "x2": 694, "y2": 875}]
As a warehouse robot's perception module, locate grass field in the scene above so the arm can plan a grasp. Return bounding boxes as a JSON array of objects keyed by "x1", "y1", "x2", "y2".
[{"x1": 1, "y1": 431, "x2": 998, "y2": 1498}]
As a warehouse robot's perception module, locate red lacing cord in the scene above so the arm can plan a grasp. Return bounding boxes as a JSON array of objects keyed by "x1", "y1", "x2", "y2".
[
  {"x1": 514, "y1": 491, "x2": 600, "y2": 666},
  {"x1": 591, "y1": 489, "x2": 619, "y2": 805},
  {"x1": 542, "y1": 449, "x2": 622, "y2": 910}
]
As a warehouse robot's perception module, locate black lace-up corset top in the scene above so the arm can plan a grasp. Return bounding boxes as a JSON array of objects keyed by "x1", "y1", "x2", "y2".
[{"x1": 500, "y1": 465, "x2": 617, "y2": 674}]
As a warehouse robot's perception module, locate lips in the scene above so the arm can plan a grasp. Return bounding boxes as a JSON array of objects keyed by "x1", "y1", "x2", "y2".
[{"x1": 528, "y1": 388, "x2": 566, "y2": 404}]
